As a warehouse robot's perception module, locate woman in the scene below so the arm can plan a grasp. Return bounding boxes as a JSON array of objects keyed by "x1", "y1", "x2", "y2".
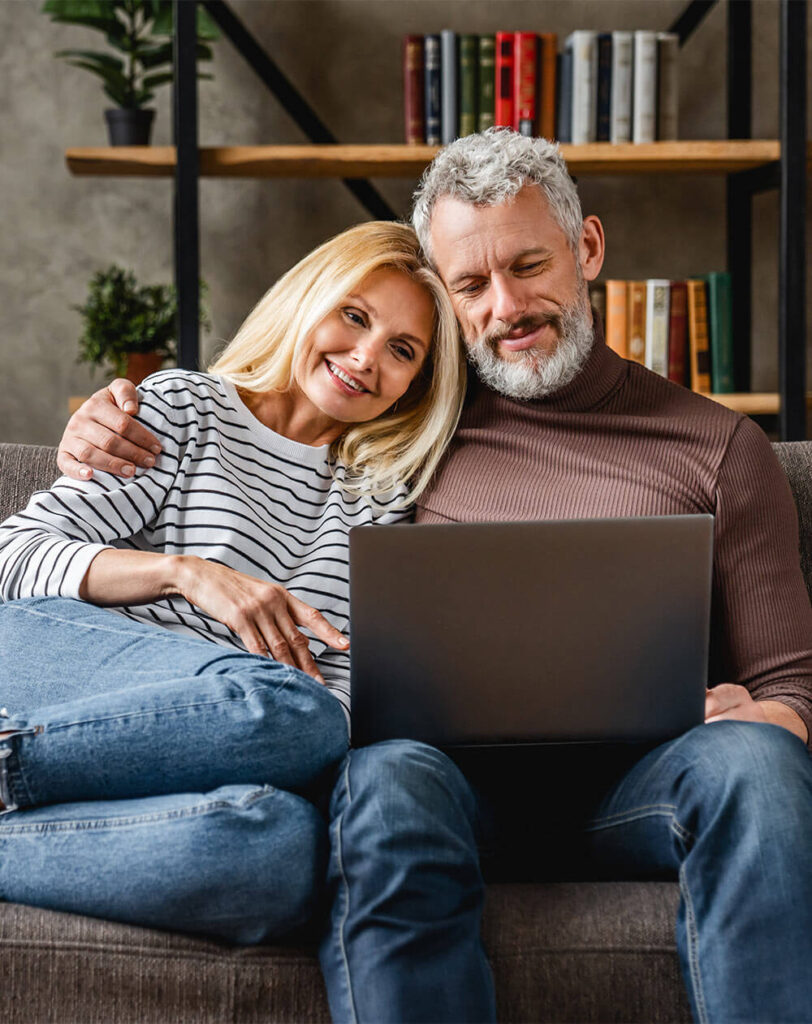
[{"x1": 0, "y1": 221, "x2": 465, "y2": 944}]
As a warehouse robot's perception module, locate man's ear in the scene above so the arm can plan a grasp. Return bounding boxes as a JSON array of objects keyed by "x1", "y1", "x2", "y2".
[{"x1": 579, "y1": 215, "x2": 605, "y2": 283}]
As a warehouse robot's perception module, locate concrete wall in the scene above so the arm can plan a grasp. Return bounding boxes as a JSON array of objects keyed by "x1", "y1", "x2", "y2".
[{"x1": 1, "y1": 0, "x2": 810, "y2": 445}]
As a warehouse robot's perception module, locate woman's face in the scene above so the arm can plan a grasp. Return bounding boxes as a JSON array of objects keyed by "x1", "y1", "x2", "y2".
[{"x1": 295, "y1": 268, "x2": 435, "y2": 425}]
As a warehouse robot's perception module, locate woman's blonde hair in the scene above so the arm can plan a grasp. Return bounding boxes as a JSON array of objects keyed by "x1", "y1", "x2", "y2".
[{"x1": 209, "y1": 221, "x2": 466, "y2": 508}]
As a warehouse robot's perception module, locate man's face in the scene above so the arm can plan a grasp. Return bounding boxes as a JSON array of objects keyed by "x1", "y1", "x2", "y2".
[{"x1": 428, "y1": 185, "x2": 604, "y2": 400}]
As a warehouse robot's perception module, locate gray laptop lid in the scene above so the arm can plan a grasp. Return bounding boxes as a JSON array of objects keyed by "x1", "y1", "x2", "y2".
[{"x1": 350, "y1": 515, "x2": 713, "y2": 748}]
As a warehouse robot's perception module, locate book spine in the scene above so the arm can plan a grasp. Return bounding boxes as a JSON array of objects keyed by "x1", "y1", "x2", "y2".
[
  {"x1": 494, "y1": 32, "x2": 515, "y2": 128},
  {"x1": 537, "y1": 33, "x2": 558, "y2": 139},
  {"x1": 687, "y1": 279, "x2": 712, "y2": 392},
  {"x1": 596, "y1": 33, "x2": 612, "y2": 142},
  {"x1": 514, "y1": 32, "x2": 539, "y2": 136},
  {"x1": 403, "y1": 35, "x2": 425, "y2": 144},
  {"x1": 705, "y1": 272, "x2": 735, "y2": 393},
  {"x1": 610, "y1": 31, "x2": 632, "y2": 143},
  {"x1": 626, "y1": 281, "x2": 647, "y2": 365},
  {"x1": 589, "y1": 282, "x2": 606, "y2": 326},
  {"x1": 458, "y1": 34, "x2": 479, "y2": 137},
  {"x1": 424, "y1": 35, "x2": 441, "y2": 145},
  {"x1": 566, "y1": 30, "x2": 598, "y2": 144},
  {"x1": 605, "y1": 280, "x2": 628, "y2": 358},
  {"x1": 657, "y1": 33, "x2": 679, "y2": 140},
  {"x1": 556, "y1": 49, "x2": 573, "y2": 143},
  {"x1": 632, "y1": 30, "x2": 658, "y2": 144},
  {"x1": 645, "y1": 279, "x2": 671, "y2": 378},
  {"x1": 441, "y1": 30, "x2": 458, "y2": 145},
  {"x1": 667, "y1": 281, "x2": 689, "y2": 386},
  {"x1": 477, "y1": 35, "x2": 496, "y2": 130}
]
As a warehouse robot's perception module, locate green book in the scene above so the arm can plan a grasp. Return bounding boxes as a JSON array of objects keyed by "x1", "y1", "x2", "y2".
[
  {"x1": 477, "y1": 35, "x2": 495, "y2": 131},
  {"x1": 704, "y1": 272, "x2": 735, "y2": 393},
  {"x1": 459, "y1": 35, "x2": 479, "y2": 137}
]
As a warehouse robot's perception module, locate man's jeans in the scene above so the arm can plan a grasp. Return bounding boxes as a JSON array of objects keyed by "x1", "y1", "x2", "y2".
[
  {"x1": 319, "y1": 726, "x2": 812, "y2": 1024},
  {"x1": 0, "y1": 596, "x2": 348, "y2": 943}
]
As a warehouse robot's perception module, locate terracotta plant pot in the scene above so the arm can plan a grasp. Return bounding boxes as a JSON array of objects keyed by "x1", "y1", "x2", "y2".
[
  {"x1": 104, "y1": 109, "x2": 155, "y2": 146},
  {"x1": 124, "y1": 352, "x2": 164, "y2": 385}
]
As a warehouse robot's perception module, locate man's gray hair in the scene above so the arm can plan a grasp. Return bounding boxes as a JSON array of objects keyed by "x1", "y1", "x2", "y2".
[{"x1": 412, "y1": 128, "x2": 584, "y2": 264}]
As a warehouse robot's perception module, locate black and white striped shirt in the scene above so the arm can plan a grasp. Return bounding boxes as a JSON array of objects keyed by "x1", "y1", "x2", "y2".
[{"x1": 0, "y1": 370, "x2": 410, "y2": 717}]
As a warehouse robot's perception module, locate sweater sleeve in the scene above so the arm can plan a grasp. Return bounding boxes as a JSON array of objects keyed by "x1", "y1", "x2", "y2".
[
  {"x1": 0, "y1": 378, "x2": 182, "y2": 602},
  {"x1": 713, "y1": 414, "x2": 812, "y2": 748}
]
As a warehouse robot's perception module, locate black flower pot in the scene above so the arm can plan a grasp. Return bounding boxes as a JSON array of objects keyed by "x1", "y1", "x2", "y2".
[{"x1": 104, "y1": 108, "x2": 155, "y2": 146}]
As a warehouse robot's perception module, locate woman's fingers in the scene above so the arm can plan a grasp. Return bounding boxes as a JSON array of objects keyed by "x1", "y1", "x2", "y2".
[{"x1": 288, "y1": 594, "x2": 349, "y2": 651}]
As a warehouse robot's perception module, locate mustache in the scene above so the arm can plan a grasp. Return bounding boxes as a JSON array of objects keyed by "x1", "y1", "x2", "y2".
[{"x1": 482, "y1": 311, "x2": 563, "y2": 348}]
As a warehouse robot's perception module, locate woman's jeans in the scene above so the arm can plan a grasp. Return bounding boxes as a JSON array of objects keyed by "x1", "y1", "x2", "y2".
[
  {"x1": 0, "y1": 596, "x2": 349, "y2": 944},
  {"x1": 319, "y1": 727, "x2": 812, "y2": 1024}
]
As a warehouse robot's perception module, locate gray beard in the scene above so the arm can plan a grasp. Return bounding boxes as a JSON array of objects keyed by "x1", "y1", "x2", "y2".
[{"x1": 466, "y1": 300, "x2": 595, "y2": 401}]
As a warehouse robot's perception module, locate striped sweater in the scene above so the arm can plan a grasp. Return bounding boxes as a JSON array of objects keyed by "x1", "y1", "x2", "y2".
[
  {"x1": 417, "y1": 319, "x2": 812, "y2": 750},
  {"x1": 0, "y1": 370, "x2": 409, "y2": 717}
]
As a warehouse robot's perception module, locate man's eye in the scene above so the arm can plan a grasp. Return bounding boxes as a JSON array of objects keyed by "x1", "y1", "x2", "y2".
[
  {"x1": 461, "y1": 282, "x2": 484, "y2": 295},
  {"x1": 516, "y1": 261, "x2": 543, "y2": 274}
]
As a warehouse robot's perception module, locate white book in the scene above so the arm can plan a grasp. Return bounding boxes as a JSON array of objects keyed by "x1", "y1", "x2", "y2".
[
  {"x1": 565, "y1": 31, "x2": 598, "y2": 144},
  {"x1": 632, "y1": 30, "x2": 658, "y2": 143},
  {"x1": 657, "y1": 32, "x2": 679, "y2": 140},
  {"x1": 441, "y1": 30, "x2": 458, "y2": 146},
  {"x1": 610, "y1": 31, "x2": 633, "y2": 143},
  {"x1": 645, "y1": 280, "x2": 671, "y2": 378}
]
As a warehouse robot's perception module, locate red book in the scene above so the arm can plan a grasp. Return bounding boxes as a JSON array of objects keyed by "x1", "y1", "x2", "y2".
[
  {"x1": 513, "y1": 33, "x2": 538, "y2": 135},
  {"x1": 494, "y1": 32, "x2": 515, "y2": 128},
  {"x1": 537, "y1": 33, "x2": 558, "y2": 139},
  {"x1": 668, "y1": 281, "x2": 689, "y2": 386},
  {"x1": 403, "y1": 35, "x2": 425, "y2": 144}
]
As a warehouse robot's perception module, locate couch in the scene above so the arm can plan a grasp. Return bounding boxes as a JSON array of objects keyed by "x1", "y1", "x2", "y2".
[{"x1": 2, "y1": 439, "x2": 811, "y2": 1024}]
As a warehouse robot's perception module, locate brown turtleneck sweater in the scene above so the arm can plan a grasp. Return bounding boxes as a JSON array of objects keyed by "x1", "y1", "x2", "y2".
[{"x1": 416, "y1": 318, "x2": 812, "y2": 750}]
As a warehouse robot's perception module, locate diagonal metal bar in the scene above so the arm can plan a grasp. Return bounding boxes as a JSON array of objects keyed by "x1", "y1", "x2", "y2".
[
  {"x1": 173, "y1": 0, "x2": 200, "y2": 369},
  {"x1": 201, "y1": 0, "x2": 397, "y2": 220},
  {"x1": 669, "y1": 0, "x2": 718, "y2": 46}
]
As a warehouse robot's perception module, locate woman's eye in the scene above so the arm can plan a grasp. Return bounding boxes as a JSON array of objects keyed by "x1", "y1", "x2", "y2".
[
  {"x1": 392, "y1": 343, "x2": 414, "y2": 361},
  {"x1": 343, "y1": 309, "x2": 366, "y2": 326}
]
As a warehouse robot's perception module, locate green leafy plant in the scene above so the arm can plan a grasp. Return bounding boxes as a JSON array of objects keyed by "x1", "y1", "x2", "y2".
[
  {"x1": 41, "y1": 0, "x2": 218, "y2": 109},
  {"x1": 75, "y1": 265, "x2": 209, "y2": 376}
]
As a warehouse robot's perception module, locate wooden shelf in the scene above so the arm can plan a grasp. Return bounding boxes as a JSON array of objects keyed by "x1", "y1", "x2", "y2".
[
  {"x1": 704, "y1": 393, "x2": 812, "y2": 415},
  {"x1": 65, "y1": 140, "x2": 811, "y2": 179}
]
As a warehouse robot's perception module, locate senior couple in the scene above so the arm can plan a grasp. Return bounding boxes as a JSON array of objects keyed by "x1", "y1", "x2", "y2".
[{"x1": 1, "y1": 129, "x2": 811, "y2": 1023}]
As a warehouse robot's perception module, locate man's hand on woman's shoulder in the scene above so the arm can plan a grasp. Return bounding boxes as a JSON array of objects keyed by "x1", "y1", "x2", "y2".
[{"x1": 58, "y1": 379, "x2": 162, "y2": 480}]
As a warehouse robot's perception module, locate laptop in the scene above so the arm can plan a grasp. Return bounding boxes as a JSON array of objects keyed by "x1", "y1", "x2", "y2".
[{"x1": 349, "y1": 515, "x2": 713, "y2": 748}]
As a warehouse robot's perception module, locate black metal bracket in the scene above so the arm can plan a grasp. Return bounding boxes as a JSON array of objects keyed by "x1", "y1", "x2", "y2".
[
  {"x1": 201, "y1": 0, "x2": 396, "y2": 221},
  {"x1": 670, "y1": 0, "x2": 718, "y2": 46},
  {"x1": 173, "y1": 0, "x2": 201, "y2": 370}
]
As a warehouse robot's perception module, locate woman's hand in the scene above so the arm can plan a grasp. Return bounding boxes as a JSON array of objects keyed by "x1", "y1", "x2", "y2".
[
  {"x1": 58, "y1": 379, "x2": 160, "y2": 481},
  {"x1": 705, "y1": 684, "x2": 808, "y2": 743},
  {"x1": 176, "y1": 556, "x2": 349, "y2": 684}
]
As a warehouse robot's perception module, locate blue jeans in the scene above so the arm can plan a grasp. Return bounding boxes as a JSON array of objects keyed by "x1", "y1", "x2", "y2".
[
  {"x1": 320, "y1": 726, "x2": 812, "y2": 1024},
  {"x1": 0, "y1": 596, "x2": 349, "y2": 943}
]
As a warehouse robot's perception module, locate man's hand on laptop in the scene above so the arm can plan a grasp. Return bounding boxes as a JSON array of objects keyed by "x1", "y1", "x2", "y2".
[
  {"x1": 705, "y1": 684, "x2": 808, "y2": 743},
  {"x1": 59, "y1": 379, "x2": 160, "y2": 481}
]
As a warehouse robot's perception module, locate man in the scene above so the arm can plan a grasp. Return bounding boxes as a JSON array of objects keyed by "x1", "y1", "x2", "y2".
[{"x1": 59, "y1": 129, "x2": 812, "y2": 1023}]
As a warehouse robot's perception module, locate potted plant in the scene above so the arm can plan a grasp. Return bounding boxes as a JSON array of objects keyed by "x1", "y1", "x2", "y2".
[
  {"x1": 41, "y1": 0, "x2": 218, "y2": 145},
  {"x1": 75, "y1": 264, "x2": 208, "y2": 383}
]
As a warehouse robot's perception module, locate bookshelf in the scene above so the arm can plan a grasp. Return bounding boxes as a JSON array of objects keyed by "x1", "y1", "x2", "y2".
[{"x1": 62, "y1": 0, "x2": 808, "y2": 438}]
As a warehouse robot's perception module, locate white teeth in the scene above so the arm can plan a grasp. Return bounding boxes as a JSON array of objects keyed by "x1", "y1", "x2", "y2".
[{"x1": 328, "y1": 361, "x2": 365, "y2": 392}]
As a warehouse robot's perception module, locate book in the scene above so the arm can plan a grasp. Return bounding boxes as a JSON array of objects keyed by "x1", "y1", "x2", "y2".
[
  {"x1": 632, "y1": 30, "x2": 658, "y2": 143},
  {"x1": 514, "y1": 32, "x2": 538, "y2": 136},
  {"x1": 704, "y1": 271, "x2": 735, "y2": 393},
  {"x1": 589, "y1": 281, "x2": 606, "y2": 326},
  {"x1": 424, "y1": 35, "x2": 441, "y2": 145},
  {"x1": 645, "y1": 279, "x2": 671, "y2": 378},
  {"x1": 440, "y1": 30, "x2": 458, "y2": 145},
  {"x1": 477, "y1": 35, "x2": 496, "y2": 130},
  {"x1": 605, "y1": 280, "x2": 628, "y2": 358},
  {"x1": 596, "y1": 33, "x2": 612, "y2": 142},
  {"x1": 403, "y1": 35, "x2": 425, "y2": 145},
  {"x1": 556, "y1": 48, "x2": 573, "y2": 143},
  {"x1": 494, "y1": 32, "x2": 515, "y2": 128},
  {"x1": 565, "y1": 30, "x2": 598, "y2": 144},
  {"x1": 667, "y1": 282, "x2": 689, "y2": 386},
  {"x1": 626, "y1": 281, "x2": 647, "y2": 365},
  {"x1": 458, "y1": 34, "x2": 479, "y2": 138},
  {"x1": 537, "y1": 33, "x2": 558, "y2": 139},
  {"x1": 610, "y1": 31, "x2": 633, "y2": 143},
  {"x1": 657, "y1": 32, "x2": 679, "y2": 140},
  {"x1": 687, "y1": 279, "x2": 712, "y2": 392}
]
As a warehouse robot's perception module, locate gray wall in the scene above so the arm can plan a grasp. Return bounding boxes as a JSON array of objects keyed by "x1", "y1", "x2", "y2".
[{"x1": 1, "y1": 0, "x2": 810, "y2": 445}]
